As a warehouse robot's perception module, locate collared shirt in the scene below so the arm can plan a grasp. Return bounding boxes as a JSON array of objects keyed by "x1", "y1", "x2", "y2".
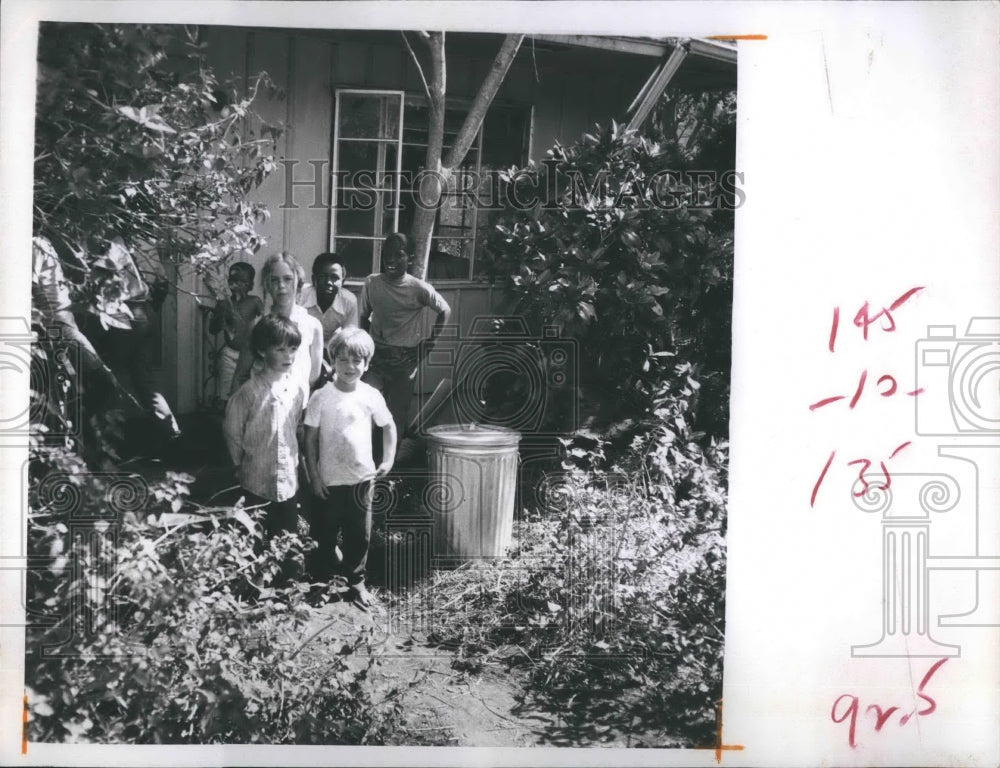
[
  {"x1": 358, "y1": 273, "x2": 450, "y2": 348},
  {"x1": 299, "y1": 285, "x2": 359, "y2": 344},
  {"x1": 224, "y1": 371, "x2": 304, "y2": 502}
]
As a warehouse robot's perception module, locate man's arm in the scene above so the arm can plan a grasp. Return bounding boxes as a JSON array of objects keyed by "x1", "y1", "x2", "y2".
[
  {"x1": 358, "y1": 279, "x2": 372, "y2": 333},
  {"x1": 222, "y1": 391, "x2": 247, "y2": 485},
  {"x1": 228, "y1": 339, "x2": 255, "y2": 397},
  {"x1": 208, "y1": 298, "x2": 234, "y2": 335},
  {"x1": 344, "y1": 291, "x2": 360, "y2": 328},
  {"x1": 308, "y1": 320, "x2": 323, "y2": 385},
  {"x1": 431, "y1": 302, "x2": 451, "y2": 341},
  {"x1": 376, "y1": 418, "x2": 397, "y2": 477},
  {"x1": 422, "y1": 286, "x2": 451, "y2": 354}
]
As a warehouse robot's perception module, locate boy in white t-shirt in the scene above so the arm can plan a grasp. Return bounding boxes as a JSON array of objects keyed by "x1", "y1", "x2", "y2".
[{"x1": 304, "y1": 327, "x2": 396, "y2": 606}]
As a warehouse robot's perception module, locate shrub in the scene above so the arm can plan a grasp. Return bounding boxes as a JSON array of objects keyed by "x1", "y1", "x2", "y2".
[
  {"x1": 34, "y1": 23, "x2": 282, "y2": 280},
  {"x1": 406, "y1": 397, "x2": 728, "y2": 745},
  {"x1": 483, "y1": 111, "x2": 734, "y2": 438},
  {"x1": 25, "y1": 447, "x2": 404, "y2": 744}
]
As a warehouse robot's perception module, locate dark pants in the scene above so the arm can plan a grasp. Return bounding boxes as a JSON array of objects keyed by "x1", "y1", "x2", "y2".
[
  {"x1": 363, "y1": 344, "x2": 418, "y2": 438},
  {"x1": 310, "y1": 481, "x2": 373, "y2": 587},
  {"x1": 240, "y1": 489, "x2": 303, "y2": 584},
  {"x1": 240, "y1": 489, "x2": 300, "y2": 537}
]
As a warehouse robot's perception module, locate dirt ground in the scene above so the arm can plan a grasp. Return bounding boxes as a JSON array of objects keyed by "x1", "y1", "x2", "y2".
[
  {"x1": 296, "y1": 595, "x2": 687, "y2": 748},
  {"x1": 296, "y1": 596, "x2": 540, "y2": 747}
]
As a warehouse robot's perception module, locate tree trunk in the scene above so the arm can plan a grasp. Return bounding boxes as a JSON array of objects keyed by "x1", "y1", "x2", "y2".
[
  {"x1": 409, "y1": 32, "x2": 447, "y2": 280},
  {"x1": 406, "y1": 34, "x2": 525, "y2": 279}
]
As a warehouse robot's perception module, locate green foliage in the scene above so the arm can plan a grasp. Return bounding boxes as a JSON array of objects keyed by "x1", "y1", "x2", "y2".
[
  {"x1": 25, "y1": 444, "x2": 404, "y2": 744},
  {"x1": 484, "y1": 106, "x2": 734, "y2": 437},
  {"x1": 33, "y1": 23, "x2": 282, "y2": 292}
]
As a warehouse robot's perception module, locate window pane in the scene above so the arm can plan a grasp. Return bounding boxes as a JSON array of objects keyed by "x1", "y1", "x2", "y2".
[
  {"x1": 428, "y1": 238, "x2": 471, "y2": 280},
  {"x1": 402, "y1": 144, "x2": 427, "y2": 174},
  {"x1": 381, "y1": 143, "x2": 399, "y2": 187},
  {"x1": 339, "y1": 95, "x2": 380, "y2": 139},
  {"x1": 336, "y1": 205, "x2": 376, "y2": 237},
  {"x1": 339, "y1": 93, "x2": 401, "y2": 140},
  {"x1": 482, "y1": 106, "x2": 529, "y2": 167},
  {"x1": 393, "y1": 190, "x2": 417, "y2": 235},
  {"x1": 438, "y1": 195, "x2": 472, "y2": 228},
  {"x1": 337, "y1": 186, "x2": 379, "y2": 212},
  {"x1": 334, "y1": 237, "x2": 377, "y2": 277},
  {"x1": 338, "y1": 141, "x2": 379, "y2": 182}
]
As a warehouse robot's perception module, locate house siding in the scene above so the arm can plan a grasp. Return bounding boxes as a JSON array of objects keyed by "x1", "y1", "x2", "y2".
[{"x1": 175, "y1": 27, "x2": 653, "y2": 412}]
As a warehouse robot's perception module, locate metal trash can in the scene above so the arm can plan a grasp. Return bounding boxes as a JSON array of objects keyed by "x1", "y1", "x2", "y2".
[{"x1": 425, "y1": 424, "x2": 521, "y2": 561}]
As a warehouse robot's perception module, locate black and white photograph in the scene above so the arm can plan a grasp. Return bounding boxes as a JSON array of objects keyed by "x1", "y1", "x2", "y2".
[
  {"x1": 2, "y1": 2, "x2": 998, "y2": 766},
  {"x1": 16, "y1": 13, "x2": 735, "y2": 751}
]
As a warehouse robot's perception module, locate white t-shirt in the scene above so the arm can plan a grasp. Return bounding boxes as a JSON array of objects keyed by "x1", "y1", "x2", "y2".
[{"x1": 304, "y1": 381, "x2": 393, "y2": 487}]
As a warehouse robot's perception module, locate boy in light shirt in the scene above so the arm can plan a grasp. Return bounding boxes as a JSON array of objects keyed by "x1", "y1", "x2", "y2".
[
  {"x1": 358, "y1": 233, "x2": 450, "y2": 437},
  {"x1": 223, "y1": 314, "x2": 305, "y2": 538},
  {"x1": 304, "y1": 328, "x2": 396, "y2": 607}
]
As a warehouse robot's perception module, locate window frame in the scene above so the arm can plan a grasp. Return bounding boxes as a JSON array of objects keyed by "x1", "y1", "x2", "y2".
[
  {"x1": 328, "y1": 89, "x2": 405, "y2": 281},
  {"x1": 329, "y1": 87, "x2": 531, "y2": 284}
]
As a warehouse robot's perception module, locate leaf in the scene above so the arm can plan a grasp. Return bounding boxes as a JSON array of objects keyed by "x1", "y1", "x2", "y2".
[
  {"x1": 546, "y1": 601, "x2": 561, "y2": 613},
  {"x1": 230, "y1": 508, "x2": 259, "y2": 537}
]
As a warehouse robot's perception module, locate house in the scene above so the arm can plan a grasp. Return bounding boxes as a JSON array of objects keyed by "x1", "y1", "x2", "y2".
[{"x1": 155, "y1": 28, "x2": 736, "y2": 419}]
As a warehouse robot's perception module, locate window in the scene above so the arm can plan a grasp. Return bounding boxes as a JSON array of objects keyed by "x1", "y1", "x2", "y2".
[{"x1": 330, "y1": 89, "x2": 530, "y2": 281}]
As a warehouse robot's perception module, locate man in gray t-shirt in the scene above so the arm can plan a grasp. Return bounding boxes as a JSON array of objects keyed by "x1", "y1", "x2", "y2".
[{"x1": 358, "y1": 233, "x2": 450, "y2": 436}]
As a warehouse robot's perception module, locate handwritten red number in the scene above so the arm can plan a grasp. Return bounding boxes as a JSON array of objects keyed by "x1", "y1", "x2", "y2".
[
  {"x1": 866, "y1": 704, "x2": 900, "y2": 731},
  {"x1": 848, "y1": 369, "x2": 868, "y2": 409},
  {"x1": 832, "y1": 657, "x2": 946, "y2": 748},
  {"x1": 877, "y1": 374, "x2": 898, "y2": 397},
  {"x1": 811, "y1": 450, "x2": 836, "y2": 508},
  {"x1": 829, "y1": 306, "x2": 840, "y2": 352},
  {"x1": 890, "y1": 286, "x2": 924, "y2": 311},
  {"x1": 845, "y1": 286, "x2": 924, "y2": 342},
  {"x1": 831, "y1": 695, "x2": 859, "y2": 748}
]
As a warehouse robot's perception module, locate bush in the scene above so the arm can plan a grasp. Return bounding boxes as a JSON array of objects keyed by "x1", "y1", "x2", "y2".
[
  {"x1": 25, "y1": 446, "x2": 404, "y2": 744},
  {"x1": 34, "y1": 23, "x2": 282, "y2": 279},
  {"x1": 483, "y1": 116, "x2": 734, "y2": 438},
  {"x1": 406, "y1": 396, "x2": 728, "y2": 745}
]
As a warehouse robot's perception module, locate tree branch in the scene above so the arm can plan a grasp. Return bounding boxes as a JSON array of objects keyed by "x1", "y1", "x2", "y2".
[
  {"x1": 443, "y1": 34, "x2": 524, "y2": 170},
  {"x1": 401, "y1": 31, "x2": 432, "y2": 104}
]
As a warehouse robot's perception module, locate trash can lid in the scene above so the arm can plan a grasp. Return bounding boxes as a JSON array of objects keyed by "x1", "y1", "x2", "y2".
[{"x1": 426, "y1": 423, "x2": 521, "y2": 447}]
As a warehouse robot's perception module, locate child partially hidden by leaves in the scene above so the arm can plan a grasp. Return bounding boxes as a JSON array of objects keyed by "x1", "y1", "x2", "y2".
[
  {"x1": 223, "y1": 314, "x2": 305, "y2": 541},
  {"x1": 208, "y1": 261, "x2": 264, "y2": 403},
  {"x1": 304, "y1": 328, "x2": 396, "y2": 607}
]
